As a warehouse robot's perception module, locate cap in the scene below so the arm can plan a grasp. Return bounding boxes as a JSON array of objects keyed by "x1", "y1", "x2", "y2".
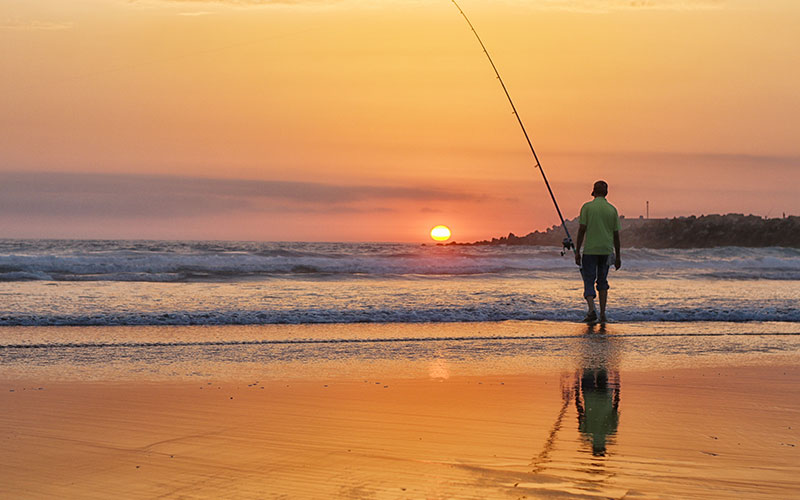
[{"x1": 591, "y1": 180, "x2": 608, "y2": 197}]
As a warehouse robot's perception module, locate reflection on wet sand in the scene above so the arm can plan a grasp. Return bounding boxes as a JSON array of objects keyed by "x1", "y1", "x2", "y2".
[
  {"x1": 529, "y1": 323, "x2": 621, "y2": 480},
  {"x1": 574, "y1": 323, "x2": 621, "y2": 457}
]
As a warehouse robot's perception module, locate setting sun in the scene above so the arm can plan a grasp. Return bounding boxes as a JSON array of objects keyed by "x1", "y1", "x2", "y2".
[{"x1": 430, "y1": 225, "x2": 451, "y2": 242}]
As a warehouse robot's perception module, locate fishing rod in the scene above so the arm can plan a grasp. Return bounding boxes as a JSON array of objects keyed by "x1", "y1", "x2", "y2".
[{"x1": 450, "y1": 0, "x2": 576, "y2": 257}]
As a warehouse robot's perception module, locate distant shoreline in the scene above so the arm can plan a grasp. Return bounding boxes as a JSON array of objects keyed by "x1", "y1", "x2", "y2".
[{"x1": 448, "y1": 213, "x2": 800, "y2": 248}]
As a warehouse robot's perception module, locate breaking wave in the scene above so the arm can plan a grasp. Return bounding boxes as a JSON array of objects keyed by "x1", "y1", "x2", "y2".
[
  {"x1": 1, "y1": 304, "x2": 798, "y2": 326},
  {"x1": 0, "y1": 240, "x2": 798, "y2": 282}
]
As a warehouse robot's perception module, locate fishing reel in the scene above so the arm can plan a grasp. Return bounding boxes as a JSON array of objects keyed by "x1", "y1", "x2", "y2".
[{"x1": 561, "y1": 237, "x2": 574, "y2": 256}]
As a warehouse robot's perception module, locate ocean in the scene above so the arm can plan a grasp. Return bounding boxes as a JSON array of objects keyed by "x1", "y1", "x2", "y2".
[
  {"x1": 0, "y1": 239, "x2": 798, "y2": 326},
  {"x1": 1, "y1": 239, "x2": 798, "y2": 380}
]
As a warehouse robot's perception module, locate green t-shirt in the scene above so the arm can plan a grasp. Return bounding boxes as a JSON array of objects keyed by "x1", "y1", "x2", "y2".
[{"x1": 579, "y1": 197, "x2": 621, "y2": 255}]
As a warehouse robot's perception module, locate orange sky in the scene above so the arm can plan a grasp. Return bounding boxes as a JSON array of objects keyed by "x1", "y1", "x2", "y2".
[{"x1": 1, "y1": 0, "x2": 798, "y2": 242}]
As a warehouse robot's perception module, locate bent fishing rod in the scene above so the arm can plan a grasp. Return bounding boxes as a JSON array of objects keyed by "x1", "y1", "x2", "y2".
[{"x1": 451, "y1": 0, "x2": 576, "y2": 257}]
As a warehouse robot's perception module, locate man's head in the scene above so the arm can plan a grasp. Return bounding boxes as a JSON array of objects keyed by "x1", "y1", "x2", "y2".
[{"x1": 591, "y1": 180, "x2": 608, "y2": 197}]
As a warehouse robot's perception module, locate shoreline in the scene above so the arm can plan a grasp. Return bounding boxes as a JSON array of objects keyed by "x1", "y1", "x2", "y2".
[{"x1": 2, "y1": 321, "x2": 799, "y2": 382}]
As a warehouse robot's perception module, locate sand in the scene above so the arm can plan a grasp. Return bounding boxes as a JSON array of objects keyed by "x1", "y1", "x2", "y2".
[{"x1": 2, "y1": 360, "x2": 799, "y2": 499}]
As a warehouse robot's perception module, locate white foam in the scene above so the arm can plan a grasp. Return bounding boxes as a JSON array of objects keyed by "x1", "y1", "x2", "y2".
[{"x1": 1, "y1": 304, "x2": 798, "y2": 327}]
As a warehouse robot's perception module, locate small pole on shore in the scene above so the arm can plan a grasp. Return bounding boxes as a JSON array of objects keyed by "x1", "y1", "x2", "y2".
[{"x1": 646, "y1": 201, "x2": 649, "y2": 219}]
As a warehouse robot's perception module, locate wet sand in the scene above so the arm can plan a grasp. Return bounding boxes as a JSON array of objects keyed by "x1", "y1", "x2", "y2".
[{"x1": 2, "y1": 363, "x2": 799, "y2": 499}]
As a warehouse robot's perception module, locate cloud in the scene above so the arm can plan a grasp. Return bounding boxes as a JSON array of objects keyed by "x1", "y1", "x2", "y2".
[
  {"x1": 0, "y1": 19, "x2": 73, "y2": 31},
  {"x1": 144, "y1": 0, "x2": 341, "y2": 5},
  {"x1": 531, "y1": 0, "x2": 724, "y2": 13},
  {"x1": 552, "y1": 151, "x2": 800, "y2": 167},
  {"x1": 137, "y1": 0, "x2": 723, "y2": 12},
  {"x1": 0, "y1": 172, "x2": 484, "y2": 219}
]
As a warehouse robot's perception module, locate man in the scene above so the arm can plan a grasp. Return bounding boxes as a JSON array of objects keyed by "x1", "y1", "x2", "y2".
[{"x1": 574, "y1": 180, "x2": 621, "y2": 323}]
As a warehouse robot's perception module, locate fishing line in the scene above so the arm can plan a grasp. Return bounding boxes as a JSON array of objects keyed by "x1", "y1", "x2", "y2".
[{"x1": 450, "y1": 0, "x2": 576, "y2": 257}]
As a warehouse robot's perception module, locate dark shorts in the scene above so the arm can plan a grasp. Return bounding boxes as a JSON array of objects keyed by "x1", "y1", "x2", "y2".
[{"x1": 581, "y1": 254, "x2": 611, "y2": 298}]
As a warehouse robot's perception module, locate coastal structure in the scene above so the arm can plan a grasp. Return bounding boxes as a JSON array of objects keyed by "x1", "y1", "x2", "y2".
[{"x1": 461, "y1": 214, "x2": 800, "y2": 248}]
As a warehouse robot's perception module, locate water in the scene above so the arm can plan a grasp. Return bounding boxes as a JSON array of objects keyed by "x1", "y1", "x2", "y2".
[
  {"x1": 3, "y1": 240, "x2": 797, "y2": 498},
  {"x1": 0, "y1": 240, "x2": 797, "y2": 326}
]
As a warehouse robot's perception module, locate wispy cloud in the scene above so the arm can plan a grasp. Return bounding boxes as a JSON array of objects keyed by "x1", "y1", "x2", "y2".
[
  {"x1": 0, "y1": 18, "x2": 73, "y2": 31},
  {"x1": 138, "y1": 0, "x2": 723, "y2": 12},
  {"x1": 531, "y1": 0, "x2": 724, "y2": 13},
  {"x1": 145, "y1": 0, "x2": 341, "y2": 5},
  {"x1": 552, "y1": 151, "x2": 800, "y2": 166},
  {"x1": 0, "y1": 172, "x2": 484, "y2": 219}
]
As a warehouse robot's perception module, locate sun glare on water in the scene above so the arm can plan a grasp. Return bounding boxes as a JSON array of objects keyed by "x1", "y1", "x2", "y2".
[{"x1": 430, "y1": 225, "x2": 451, "y2": 242}]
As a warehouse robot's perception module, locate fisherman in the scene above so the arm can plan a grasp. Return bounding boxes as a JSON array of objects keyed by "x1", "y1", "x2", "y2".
[{"x1": 574, "y1": 181, "x2": 621, "y2": 323}]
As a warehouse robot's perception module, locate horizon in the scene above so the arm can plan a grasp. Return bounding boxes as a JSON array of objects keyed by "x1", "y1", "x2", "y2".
[
  {"x1": 2, "y1": 0, "x2": 798, "y2": 242},
  {"x1": 0, "y1": 210, "x2": 794, "y2": 245}
]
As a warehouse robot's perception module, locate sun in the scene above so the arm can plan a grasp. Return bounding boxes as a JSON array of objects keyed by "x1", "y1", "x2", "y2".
[{"x1": 430, "y1": 225, "x2": 451, "y2": 242}]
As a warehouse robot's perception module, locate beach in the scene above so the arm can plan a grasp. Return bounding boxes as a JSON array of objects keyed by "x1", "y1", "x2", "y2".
[
  {"x1": 1, "y1": 241, "x2": 799, "y2": 498},
  {"x1": 2, "y1": 321, "x2": 799, "y2": 499}
]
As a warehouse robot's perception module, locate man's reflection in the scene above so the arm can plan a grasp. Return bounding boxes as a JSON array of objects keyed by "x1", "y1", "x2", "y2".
[{"x1": 574, "y1": 323, "x2": 620, "y2": 457}]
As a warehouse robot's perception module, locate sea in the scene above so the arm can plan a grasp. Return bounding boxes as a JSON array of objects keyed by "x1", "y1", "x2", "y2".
[
  {"x1": 1, "y1": 239, "x2": 798, "y2": 325},
  {"x1": 1, "y1": 239, "x2": 798, "y2": 379}
]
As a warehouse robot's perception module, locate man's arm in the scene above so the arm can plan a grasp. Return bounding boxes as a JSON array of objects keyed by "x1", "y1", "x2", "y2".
[
  {"x1": 613, "y1": 230, "x2": 621, "y2": 270},
  {"x1": 575, "y1": 224, "x2": 587, "y2": 266}
]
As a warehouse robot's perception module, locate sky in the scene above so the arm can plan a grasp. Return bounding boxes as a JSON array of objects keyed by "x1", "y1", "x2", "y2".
[{"x1": 1, "y1": 0, "x2": 798, "y2": 242}]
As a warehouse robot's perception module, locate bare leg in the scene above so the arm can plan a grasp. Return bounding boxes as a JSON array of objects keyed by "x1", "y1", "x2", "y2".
[
  {"x1": 599, "y1": 290, "x2": 608, "y2": 318},
  {"x1": 585, "y1": 296, "x2": 596, "y2": 313}
]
